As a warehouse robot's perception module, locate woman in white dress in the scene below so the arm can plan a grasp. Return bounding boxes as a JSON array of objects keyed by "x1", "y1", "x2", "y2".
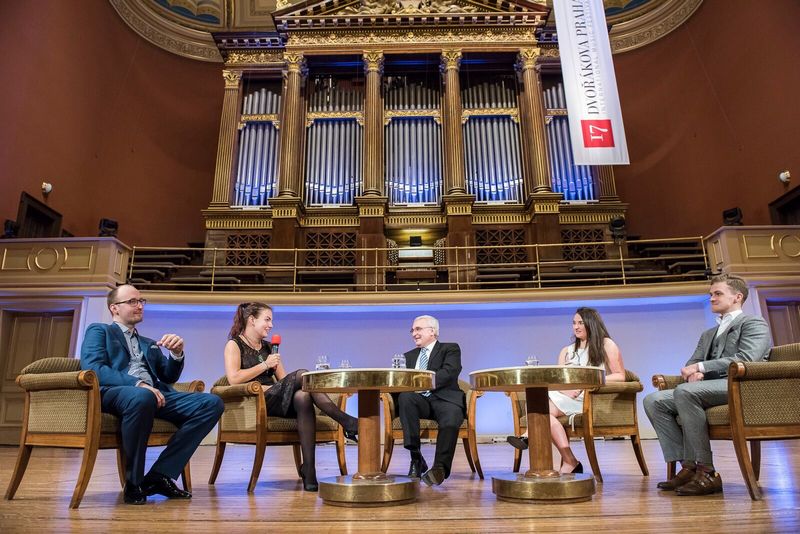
[{"x1": 507, "y1": 307, "x2": 626, "y2": 474}]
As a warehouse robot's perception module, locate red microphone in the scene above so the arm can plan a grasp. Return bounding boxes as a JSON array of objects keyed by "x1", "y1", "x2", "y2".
[{"x1": 270, "y1": 334, "x2": 281, "y2": 354}]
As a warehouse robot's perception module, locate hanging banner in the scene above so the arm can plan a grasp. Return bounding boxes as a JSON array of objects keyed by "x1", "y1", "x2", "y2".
[{"x1": 553, "y1": 0, "x2": 629, "y2": 165}]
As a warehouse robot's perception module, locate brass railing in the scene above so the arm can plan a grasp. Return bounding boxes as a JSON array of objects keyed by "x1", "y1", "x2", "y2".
[{"x1": 127, "y1": 236, "x2": 709, "y2": 292}]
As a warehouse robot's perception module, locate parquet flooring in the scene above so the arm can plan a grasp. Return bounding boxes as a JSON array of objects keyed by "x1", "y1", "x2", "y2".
[{"x1": 1, "y1": 439, "x2": 798, "y2": 532}]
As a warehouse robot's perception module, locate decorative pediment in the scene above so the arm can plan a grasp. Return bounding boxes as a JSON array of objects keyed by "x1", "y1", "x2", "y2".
[{"x1": 274, "y1": 0, "x2": 550, "y2": 30}]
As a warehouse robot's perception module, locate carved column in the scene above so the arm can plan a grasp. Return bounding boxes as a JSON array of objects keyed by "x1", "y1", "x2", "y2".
[
  {"x1": 276, "y1": 52, "x2": 308, "y2": 198},
  {"x1": 517, "y1": 48, "x2": 562, "y2": 262},
  {"x1": 355, "y1": 51, "x2": 388, "y2": 290},
  {"x1": 516, "y1": 48, "x2": 552, "y2": 196},
  {"x1": 361, "y1": 51, "x2": 385, "y2": 197},
  {"x1": 596, "y1": 165, "x2": 620, "y2": 202},
  {"x1": 270, "y1": 52, "x2": 307, "y2": 278},
  {"x1": 439, "y1": 50, "x2": 475, "y2": 287},
  {"x1": 440, "y1": 49, "x2": 466, "y2": 195},
  {"x1": 209, "y1": 69, "x2": 243, "y2": 208}
]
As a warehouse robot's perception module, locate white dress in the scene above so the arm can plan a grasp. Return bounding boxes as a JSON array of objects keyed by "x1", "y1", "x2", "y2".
[{"x1": 549, "y1": 345, "x2": 589, "y2": 423}]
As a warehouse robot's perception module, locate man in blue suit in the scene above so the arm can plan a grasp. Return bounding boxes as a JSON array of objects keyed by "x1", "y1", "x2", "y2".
[{"x1": 81, "y1": 284, "x2": 223, "y2": 505}]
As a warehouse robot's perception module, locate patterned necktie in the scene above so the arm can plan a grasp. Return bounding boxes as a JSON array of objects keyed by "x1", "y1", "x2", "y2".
[
  {"x1": 418, "y1": 347, "x2": 431, "y2": 397},
  {"x1": 418, "y1": 347, "x2": 429, "y2": 370}
]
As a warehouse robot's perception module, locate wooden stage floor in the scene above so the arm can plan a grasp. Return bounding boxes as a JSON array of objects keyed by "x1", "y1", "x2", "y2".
[{"x1": 1, "y1": 440, "x2": 798, "y2": 532}]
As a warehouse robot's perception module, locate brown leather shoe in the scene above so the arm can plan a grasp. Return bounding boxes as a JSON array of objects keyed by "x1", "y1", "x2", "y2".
[
  {"x1": 656, "y1": 467, "x2": 696, "y2": 490},
  {"x1": 675, "y1": 470, "x2": 723, "y2": 496}
]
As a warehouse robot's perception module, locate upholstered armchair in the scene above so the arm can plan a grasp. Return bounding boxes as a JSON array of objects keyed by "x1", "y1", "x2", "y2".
[
  {"x1": 508, "y1": 369, "x2": 649, "y2": 483},
  {"x1": 380, "y1": 379, "x2": 483, "y2": 479},
  {"x1": 4, "y1": 357, "x2": 200, "y2": 509},
  {"x1": 653, "y1": 342, "x2": 800, "y2": 500},
  {"x1": 208, "y1": 376, "x2": 349, "y2": 493}
]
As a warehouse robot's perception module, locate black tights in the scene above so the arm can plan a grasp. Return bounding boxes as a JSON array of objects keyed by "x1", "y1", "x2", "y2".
[{"x1": 291, "y1": 371, "x2": 357, "y2": 481}]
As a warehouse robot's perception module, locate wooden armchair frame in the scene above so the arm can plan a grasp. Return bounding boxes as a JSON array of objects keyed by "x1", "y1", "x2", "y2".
[
  {"x1": 508, "y1": 370, "x2": 648, "y2": 483},
  {"x1": 208, "y1": 376, "x2": 349, "y2": 493},
  {"x1": 4, "y1": 357, "x2": 200, "y2": 509},
  {"x1": 653, "y1": 342, "x2": 800, "y2": 500},
  {"x1": 380, "y1": 380, "x2": 483, "y2": 479}
]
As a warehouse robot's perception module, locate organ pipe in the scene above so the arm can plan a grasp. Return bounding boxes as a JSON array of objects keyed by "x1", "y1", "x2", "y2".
[{"x1": 544, "y1": 82, "x2": 597, "y2": 201}]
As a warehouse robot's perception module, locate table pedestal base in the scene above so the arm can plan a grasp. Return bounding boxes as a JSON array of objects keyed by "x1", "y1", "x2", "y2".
[
  {"x1": 319, "y1": 475, "x2": 418, "y2": 507},
  {"x1": 492, "y1": 473, "x2": 595, "y2": 504}
]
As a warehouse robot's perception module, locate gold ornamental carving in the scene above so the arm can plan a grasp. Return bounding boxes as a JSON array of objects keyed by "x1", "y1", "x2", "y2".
[
  {"x1": 306, "y1": 111, "x2": 364, "y2": 127},
  {"x1": 339, "y1": 0, "x2": 480, "y2": 16},
  {"x1": 276, "y1": 0, "x2": 291, "y2": 8},
  {"x1": 741, "y1": 234, "x2": 800, "y2": 260},
  {"x1": 559, "y1": 212, "x2": 625, "y2": 225},
  {"x1": 473, "y1": 213, "x2": 529, "y2": 225},
  {"x1": 462, "y1": 108, "x2": 519, "y2": 123},
  {"x1": 440, "y1": 49, "x2": 462, "y2": 72},
  {"x1": 610, "y1": 0, "x2": 703, "y2": 54},
  {"x1": 222, "y1": 69, "x2": 242, "y2": 89},
  {"x1": 363, "y1": 50, "x2": 385, "y2": 73},
  {"x1": 225, "y1": 51, "x2": 284, "y2": 65},
  {"x1": 384, "y1": 109, "x2": 441, "y2": 125},
  {"x1": 108, "y1": 0, "x2": 222, "y2": 63},
  {"x1": 516, "y1": 48, "x2": 541, "y2": 71},
  {"x1": 302, "y1": 216, "x2": 360, "y2": 228},
  {"x1": 445, "y1": 203, "x2": 472, "y2": 216},
  {"x1": 359, "y1": 205, "x2": 386, "y2": 218},
  {"x1": 287, "y1": 28, "x2": 538, "y2": 48},
  {"x1": 387, "y1": 214, "x2": 446, "y2": 226},
  {"x1": 284, "y1": 52, "x2": 308, "y2": 75}
]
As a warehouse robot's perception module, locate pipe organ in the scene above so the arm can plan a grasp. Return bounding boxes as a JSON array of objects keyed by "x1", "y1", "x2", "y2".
[
  {"x1": 233, "y1": 86, "x2": 282, "y2": 206},
  {"x1": 544, "y1": 82, "x2": 597, "y2": 201},
  {"x1": 384, "y1": 77, "x2": 442, "y2": 205},
  {"x1": 461, "y1": 76, "x2": 524, "y2": 203},
  {"x1": 304, "y1": 76, "x2": 364, "y2": 206},
  {"x1": 204, "y1": 0, "x2": 627, "y2": 288}
]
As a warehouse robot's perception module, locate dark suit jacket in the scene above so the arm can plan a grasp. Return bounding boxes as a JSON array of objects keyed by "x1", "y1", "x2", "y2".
[
  {"x1": 404, "y1": 341, "x2": 465, "y2": 411},
  {"x1": 80, "y1": 323, "x2": 184, "y2": 391},
  {"x1": 685, "y1": 314, "x2": 771, "y2": 380}
]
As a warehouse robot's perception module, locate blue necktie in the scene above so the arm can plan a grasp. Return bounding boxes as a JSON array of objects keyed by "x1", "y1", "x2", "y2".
[{"x1": 418, "y1": 347, "x2": 430, "y2": 396}]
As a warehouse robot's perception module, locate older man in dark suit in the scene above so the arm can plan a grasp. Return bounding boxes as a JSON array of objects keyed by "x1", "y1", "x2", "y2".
[
  {"x1": 80, "y1": 284, "x2": 223, "y2": 505},
  {"x1": 644, "y1": 274, "x2": 771, "y2": 496},
  {"x1": 397, "y1": 315, "x2": 465, "y2": 487}
]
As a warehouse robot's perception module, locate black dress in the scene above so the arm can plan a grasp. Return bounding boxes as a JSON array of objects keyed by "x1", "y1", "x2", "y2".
[{"x1": 233, "y1": 336, "x2": 303, "y2": 418}]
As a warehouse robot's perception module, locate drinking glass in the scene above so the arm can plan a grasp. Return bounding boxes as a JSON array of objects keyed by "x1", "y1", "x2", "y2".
[
  {"x1": 525, "y1": 355, "x2": 540, "y2": 367},
  {"x1": 391, "y1": 354, "x2": 406, "y2": 369},
  {"x1": 339, "y1": 359, "x2": 352, "y2": 369},
  {"x1": 315, "y1": 355, "x2": 330, "y2": 370}
]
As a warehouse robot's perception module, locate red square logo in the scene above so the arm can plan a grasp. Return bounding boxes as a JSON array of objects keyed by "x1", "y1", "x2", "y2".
[{"x1": 581, "y1": 119, "x2": 615, "y2": 148}]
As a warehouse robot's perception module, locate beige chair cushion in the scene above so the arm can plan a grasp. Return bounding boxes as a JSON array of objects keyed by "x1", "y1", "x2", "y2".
[{"x1": 101, "y1": 413, "x2": 179, "y2": 434}]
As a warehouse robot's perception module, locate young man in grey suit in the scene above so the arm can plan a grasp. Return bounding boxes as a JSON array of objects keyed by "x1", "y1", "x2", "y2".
[
  {"x1": 644, "y1": 274, "x2": 771, "y2": 496},
  {"x1": 397, "y1": 315, "x2": 465, "y2": 486}
]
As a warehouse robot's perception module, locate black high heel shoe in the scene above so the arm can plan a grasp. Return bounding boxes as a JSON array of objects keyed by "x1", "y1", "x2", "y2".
[
  {"x1": 299, "y1": 464, "x2": 318, "y2": 492},
  {"x1": 343, "y1": 428, "x2": 358, "y2": 443},
  {"x1": 564, "y1": 461, "x2": 583, "y2": 475}
]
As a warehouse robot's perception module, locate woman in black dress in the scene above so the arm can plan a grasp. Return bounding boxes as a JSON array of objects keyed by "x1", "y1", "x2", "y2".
[{"x1": 223, "y1": 302, "x2": 358, "y2": 491}]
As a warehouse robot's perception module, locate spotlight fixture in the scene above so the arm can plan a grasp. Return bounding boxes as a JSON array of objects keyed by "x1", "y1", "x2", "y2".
[
  {"x1": 722, "y1": 207, "x2": 743, "y2": 226},
  {"x1": 98, "y1": 218, "x2": 119, "y2": 237},
  {"x1": 608, "y1": 216, "x2": 627, "y2": 245}
]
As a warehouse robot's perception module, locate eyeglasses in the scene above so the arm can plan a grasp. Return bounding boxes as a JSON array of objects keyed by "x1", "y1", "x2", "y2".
[
  {"x1": 410, "y1": 326, "x2": 434, "y2": 334},
  {"x1": 112, "y1": 298, "x2": 147, "y2": 307}
]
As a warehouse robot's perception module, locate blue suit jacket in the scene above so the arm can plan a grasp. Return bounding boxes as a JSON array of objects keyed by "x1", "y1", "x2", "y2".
[{"x1": 80, "y1": 323, "x2": 184, "y2": 391}]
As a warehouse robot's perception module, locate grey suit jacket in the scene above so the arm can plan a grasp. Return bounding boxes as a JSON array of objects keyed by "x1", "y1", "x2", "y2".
[{"x1": 685, "y1": 314, "x2": 771, "y2": 379}]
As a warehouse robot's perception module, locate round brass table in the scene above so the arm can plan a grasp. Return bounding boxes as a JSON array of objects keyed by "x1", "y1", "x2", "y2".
[
  {"x1": 303, "y1": 368, "x2": 434, "y2": 506},
  {"x1": 470, "y1": 365, "x2": 605, "y2": 504}
]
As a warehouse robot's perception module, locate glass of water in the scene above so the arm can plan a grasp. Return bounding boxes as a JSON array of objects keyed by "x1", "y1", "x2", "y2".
[
  {"x1": 339, "y1": 359, "x2": 352, "y2": 369},
  {"x1": 525, "y1": 355, "x2": 540, "y2": 367},
  {"x1": 315, "y1": 355, "x2": 330, "y2": 370},
  {"x1": 391, "y1": 353, "x2": 406, "y2": 369}
]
